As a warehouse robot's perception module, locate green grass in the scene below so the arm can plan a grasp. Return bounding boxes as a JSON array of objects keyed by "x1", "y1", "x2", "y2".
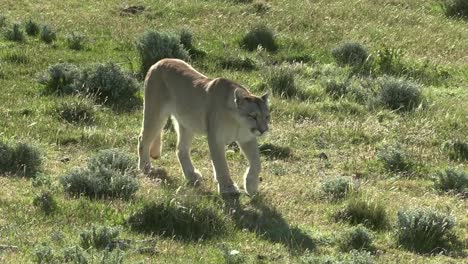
[{"x1": 0, "y1": 0, "x2": 467, "y2": 263}]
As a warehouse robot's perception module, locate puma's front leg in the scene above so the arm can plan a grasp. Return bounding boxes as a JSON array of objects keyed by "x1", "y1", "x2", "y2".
[
  {"x1": 208, "y1": 135, "x2": 238, "y2": 194},
  {"x1": 239, "y1": 138, "x2": 261, "y2": 196}
]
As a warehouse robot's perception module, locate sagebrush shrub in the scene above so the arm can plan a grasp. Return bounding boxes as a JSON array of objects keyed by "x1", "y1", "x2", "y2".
[
  {"x1": 87, "y1": 148, "x2": 137, "y2": 175},
  {"x1": 443, "y1": 0, "x2": 468, "y2": 18},
  {"x1": 332, "y1": 42, "x2": 369, "y2": 67},
  {"x1": 322, "y1": 176, "x2": 353, "y2": 200},
  {"x1": 135, "y1": 30, "x2": 189, "y2": 75},
  {"x1": 4, "y1": 23, "x2": 24, "y2": 42},
  {"x1": 324, "y1": 80, "x2": 348, "y2": 99},
  {"x1": 127, "y1": 198, "x2": 227, "y2": 240},
  {"x1": 266, "y1": 65, "x2": 299, "y2": 98},
  {"x1": 434, "y1": 168, "x2": 467, "y2": 197},
  {"x1": 40, "y1": 25, "x2": 56, "y2": 43},
  {"x1": 25, "y1": 19, "x2": 40, "y2": 36},
  {"x1": 179, "y1": 28, "x2": 193, "y2": 50},
  {"x1": 66, "y1": 32, "x2": 86, "y2": 50},
  {"x1": 338, "y1": 197, "x2": 389, "y2": 230},
  {"x1": 80, "y1": 225, "x2": 120, "y2": 250},
  {"x1": 0, "y1": 140, "x2": 42, "y2": 178},
  {"x1": 339, "y1": 225, "x2": 374, "y2": 252},
  {"x1": 240, "y1": 24, "x2": 278, "y2": 52},
  {"x1": 377, "y1": 144, "x2": 413, "y2": 173},
  {"x1": 396, "y1": 208, "x2": 456, "y2": 253},
  {"x1": 445, "y1": 140, "x2": 468, "y2": 161},
  {"x1": 56, "y1": 97, "x2": 95, "y2": 124},
  {"x1": 219, "y1": 56, "x2": 257, "y2": 71},
  {"x1": 378, "y1": 77, "x2": 422, "y2": 112},
  {"x1": 38, "y1": 63, "x2": 82, "y2": 95},
  {"x1": 33, "y1": 191, "x2": 58, "y2": 215},
  {"x1": 80, "y1": 62, "x2": 140, "y2": 107}
]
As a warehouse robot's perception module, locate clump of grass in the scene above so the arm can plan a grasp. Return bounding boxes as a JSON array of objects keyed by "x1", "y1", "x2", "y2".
[
  {"x1": 374, "y1": 47, "x2": 404, "y2": 75},
  {"x1": 258, "y1": 143, "x2": 292, "y2": 160},
  {"x1": 38, "y1": 63, "x2": 82, "y2": 95},
  {"x1": 266, "y1": 65, "x2": 299, "y2": 98},
  {"x1": 396, "y1": 208, "x2": 456, "y2": 254},
  {"x1": 66, "y1": 32, "x2": 86, "y2": 50},
  {"x1": 80, "y1": 62, "x2": 140, "y2": 108},
  {"x1": 80, "y1": 225, "x2": 120, "y2": 250},
  {"x1": 0, "y1": 140, "x2": 42, "y2": 178},
  {"x1": 240, "y1": 24, "x2": 278, "y2": 52},
  {"x1": 301, "y1": 250, "x2": 373, "y2": 264},
  {"x1": 434, "y1": 168, "x2": 467, "y2": 197},
  {"x1": 0, "y1": 15, "x2": 7, "y2": 28},
  {"x1": 332, "y1": 42, "x2": 369, "y2": 67},
  {"x1": 3, "y1": 53, "x2": 29, "y2": 64},
  {"x1": 25, "y1": 19, "x2": 40, "y2": 36},
  {"x1": 339, "y1": 225, "x2": 374, "y2": 252},
  {"x1": 324, "y1": 80, "x2": 348, "y2": 99},
  {"x1": 35, "y1": 243, "x2": 55, "y2": 264},
  {"x1": 135, "y1": 30, "x2": 189, "y2": 75},
  {"x1": 60, "y1": 148, "x2": 138, "y2": 199},
  {"x1": 337, "y1": 197, "x2": 389, "y2": 230},
  {"x1": 4, "y1": 23, "x2": 25, "y2": 42},
  {"x1": 377, "y1": 77, "x2": 422, "y2": 112},
  {"x1": 55, "y1": 97, "x2": 95, "y2": 124},
  {"x1": 33, "y1": 191, "x2": 58, "y2": 215},
  {"x1": 219, "y1": 56, "x2": 257, "y2": 71},
  {"x1": 322, "y1": 176, "x2": 354, "y2": 200},
  {"x1": 62, "y1": 246, "x2": 88, "y2": 263},
  {"x1": 252, "y1": 1, "x2": 271, "y2": 14},
  {"x1": 127, "y1": 197, "x2": 227, "y2": 241},
  {"x1": 40, "y1": 25, "x2": 56, "y2": 44},
  {"x1": 443, "y1": 0, "x2": 468, "y2": 18},
  {"x1": 377, "y1": 144, "x2": 413, "y2": 174},
  {"x1": 445, "y1": 140, "x2": 468, "y2": 161}
]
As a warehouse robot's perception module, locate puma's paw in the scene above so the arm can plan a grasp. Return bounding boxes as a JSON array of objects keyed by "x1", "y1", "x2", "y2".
[
  {"x1": 218, "y1": 183, "x2": 240, "y2": 194},
  {"x1": 139, "y1": 161, "x2": 152, "y2": 175},
  {"x1": 186, "y1": 170, "x2": 203, "y2": 186},
  {"x1": 244, "y1": 177, "x2": 259, "y2": 196}
]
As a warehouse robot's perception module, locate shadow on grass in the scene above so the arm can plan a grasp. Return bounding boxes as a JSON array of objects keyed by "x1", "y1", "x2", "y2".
[{"x1": 223, "y1": 194, "x2": 315, "y2": 254}]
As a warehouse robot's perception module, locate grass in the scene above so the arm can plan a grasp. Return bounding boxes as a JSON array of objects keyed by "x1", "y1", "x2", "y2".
[{"x1": 0, "y1": 0, "x2": 467, "y2": 263}]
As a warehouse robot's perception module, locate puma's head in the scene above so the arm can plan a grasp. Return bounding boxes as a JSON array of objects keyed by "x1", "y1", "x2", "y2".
[{"x1": 234, "y1": 88, "x2": 270, "y2": 136}]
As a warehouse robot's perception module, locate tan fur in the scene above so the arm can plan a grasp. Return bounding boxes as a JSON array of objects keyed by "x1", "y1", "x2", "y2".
[{"x1": 138, "y1": 59, "x2": 270, "y2": 195}]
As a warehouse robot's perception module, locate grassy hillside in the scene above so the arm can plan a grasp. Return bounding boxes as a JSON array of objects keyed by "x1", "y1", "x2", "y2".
[{"x1": 0, "y1": 0, "x2": 467, "y2": 263}]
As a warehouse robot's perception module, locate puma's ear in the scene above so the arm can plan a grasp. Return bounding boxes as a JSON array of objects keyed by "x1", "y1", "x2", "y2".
[
  {"x1": 234, "y1": 88, "x2": 245, "y2": 107},
  {"x1": 261, "y1": 93, "x2": 269, "y2": 105}
]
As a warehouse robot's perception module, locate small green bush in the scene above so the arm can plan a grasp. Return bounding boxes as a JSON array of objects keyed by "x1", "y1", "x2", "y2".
[
  {"x1": 38, "y1": 63, "x2": 82, "y2": 95},
  {"x1": 266, "y1": 65, "x2": 299, "y2": 98},
  {"x1": 62, "y1": 246, "x2": 88, "y2": 263},
  {"x1": 443, "y1": 0, "x2": 468, "y2": 18},
  {"x1": 259, "y1": 143, "x2": 292, "y2": 160},
  {"x1": 377, "y1": 77, "x2": 422, "y2": 112},
  {"x1": 338, "y1": 197, "x2": 389, "y2": 230},
  {"x1": 339, "y1": 225, "x2": 374, "y2": 252},
  {"x1": 219, "y1": 56, "x2": 257, "y2": 71},
  {"x1": 434, "y1": 168, "x2": 467, "y2": 197},
  {"x1": 240, "y1": 24, "x2": 278, "y2": 52},
  {"x1": 25, "y1": 19, "x2": 40, "y2": 36},
  {"x1": 396, "y1": 208, "x2": 456, "y2": 254},
  {"x1": 33, "y1": 191, "x2": 58, "y2": 215},
  {"x1": 4, "y1": 23, "x2": 25, "y2": 42},
  {"x1": 332, "y1": 42, "x2": 369, "y2": 67},
  {"x1": 445, "y1": 140, "x2": 468, "y2": 161},
  {"x1": 324, "y1": 80, "x2": 348, "y2": 99},
  {"x1": 179, "y1": 28, "x2": 193, "y2": 50},
  {"x1": 40, "y1": 25, "x2": 56, "y2": 44},
  {"x1": 35, "y1": 243, "x2": 55, "y2": 264},
  {"x1": 127, "y1": 198, "x2": 227, "y2": 240},
  {"x1": 80, "y1": 225, "x2": 120, "y2": 250},
  {"x1": 135, "y1": 30, "x2": 189, "y2": 75},
  {"x1": 66, "y1": 32, "x2": 86, "y2": 50},
  {"x1": 60, "y1": 149, "x2": 138, "y2": 199},
  {"x1": 56, "y1": 97, "x2": 95, "y2": 124},
  {"x1": 322, "y1": 176, "x2": 353, "y2": 200},
  {"x1": 377, "y1": 144, "x2": 413, "y2": 173},
  {"x1": 0, "y1": 140, "x2": 42, "y2": 178}
]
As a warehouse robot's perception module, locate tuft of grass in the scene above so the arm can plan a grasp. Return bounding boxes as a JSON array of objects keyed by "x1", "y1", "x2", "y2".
[
  {"x1": 0, "y1": 140, "x2": 42, "y2": 178},
  {"x1": 25, "y1": 19, "x2": 40, "y2": 36},
  {"x1": 258, "y1": 143, "x2": 292, "y2": 160},
  {"x1": 4, "y1": 23, "x2": 25, "y2": 42},
  {"x1": 377, "y1": 77, "x2": 422, "y2": 112},
  {"x1": 38, "y1": 63, "x2": 82, "y2": 95},
  {"x1": 40, "y1": 25, "x2": 57, "y2": 44},
  {"x1": 322, "y1": 176, "x2": 354, "y2": 200},
  {"x1": 377, "y1": 144, "x2": 413, "y2": 174},
  {"x1": 62, "y1": 246, "x2": 88, "y2": 263},
  {"x1": 240, "y1": 24, "x2": 278, "y2": 52},
  {"x1": 266, "y1": 65, "x2": 299, "y2": 98},
  {"x1": 443, "y1": 0, "x2": 468, "y2": 18},
  {"x1": 434, "y1": 168, "x2": 467, "y2": 197},
  {"x1": 135, "y1": 30, "x2": 189, "y2": 75},
  {"x1": 127, "y1": 198, "x2": 227, "y2": 241},
  {"x1": 55, "y1": 97, "x2": 95, "y2": 124},
  {"x1": 80, "y1": 225, "x2": 120, "y2": 250},
  {"x1": 60, "y1": 149, "x2": 138, "y2": 199},
  {"x1": 33, "y1": 191, "x2": 58, "y2": 215},
  {"x1": 324, "y1": 80, "x2": 348, "y2": 99},
  {"x1": 66, "y1": 32, "x2": 86, "y2": 50},
  {"x1": 445, "y1": 140, "x2": 468, "y2": 161},
  {"x1": 339, "y1": 225, "x2": 374, "y2": 252},
  {"x1": 396, "y1": 208, "x2": 456, "y2": 254},
  {"x1": 219, "y1": 56, "x2": 257, "y2": 71},
  {"x1": 252, "y1": 1, "x2": 271, "y2": 14},
  {"x1": 0, "y1": 15, "x2": 7, "y2": 28},
  {"x1": 3, "y1": 53, "x2": 29, "y2": 64},
  {"x1": 337, "y1": 197, "x2": 389, "y2": 230},
  {"x1": 34, "y1": 243, "x2": 55, "y2": 264},
  {"x1": 332, "y1": 42, "x2": 369, "y2": 67},
  {"x1": 301, "y1": 250, "x2": 373, "y2": 264}
]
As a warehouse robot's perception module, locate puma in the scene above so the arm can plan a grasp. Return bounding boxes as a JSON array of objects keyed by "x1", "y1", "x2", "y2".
[{"x1": 138, "y1": 59, "x2": 270, "y2": 195}]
